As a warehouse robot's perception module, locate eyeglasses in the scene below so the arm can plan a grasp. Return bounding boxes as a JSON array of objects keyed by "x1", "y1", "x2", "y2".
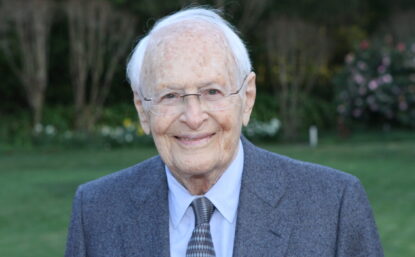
[{"x1": 140, "y1": 76, "x2": 248, "y2": 115}]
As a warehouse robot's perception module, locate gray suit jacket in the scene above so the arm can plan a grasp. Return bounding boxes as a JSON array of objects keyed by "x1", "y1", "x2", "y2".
[{"x1": 65, "y1": 137, "x2": 383, "y2": 257}]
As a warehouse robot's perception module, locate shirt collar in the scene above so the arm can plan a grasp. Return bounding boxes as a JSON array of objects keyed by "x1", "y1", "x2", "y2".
[{"x1": 166, "y1": 139, "x2": 244, "y2": 227}]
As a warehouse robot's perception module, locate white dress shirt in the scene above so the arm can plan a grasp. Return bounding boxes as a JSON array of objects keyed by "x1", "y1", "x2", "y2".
[{"x1": 165, "y1": 140, "x2": 244, "y2": 257}]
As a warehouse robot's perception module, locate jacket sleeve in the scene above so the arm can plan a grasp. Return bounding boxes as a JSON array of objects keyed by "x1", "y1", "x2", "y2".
[
  {"x1": 335, "y1": 179, "x2": 384, "y2": 257},
  {"x1": 65, "y1": 187, "x2": 87, "y2": 257}
]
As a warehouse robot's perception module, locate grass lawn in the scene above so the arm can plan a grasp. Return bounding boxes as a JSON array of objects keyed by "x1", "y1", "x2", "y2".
[{"x1": 0, "y1": 135, "x2": 414, "y2": 256}]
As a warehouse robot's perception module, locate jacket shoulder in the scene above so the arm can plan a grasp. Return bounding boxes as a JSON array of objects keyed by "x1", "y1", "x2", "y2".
[
  {"x1": 263, "y1": 146, "x2": 358, "y2": 184},
  {"x1": 244, "y1": 138, "x2": 359, "y2": 184},
  {"x1": 242, "y1": 137, "x2": 361, "y2": 203},
  {"x1": 76, "y1": 155, "x2": 164, "y2": 200}
]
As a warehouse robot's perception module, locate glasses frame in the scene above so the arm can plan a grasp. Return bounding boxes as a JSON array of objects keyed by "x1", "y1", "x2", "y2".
[{"x1": 139, "y1": 74, "x2": 249, "y2": 107}]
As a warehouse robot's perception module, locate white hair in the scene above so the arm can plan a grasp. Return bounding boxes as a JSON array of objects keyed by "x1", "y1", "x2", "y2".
[{"x1": 126, "y1": 7, "x2": 252, "y2": 92}]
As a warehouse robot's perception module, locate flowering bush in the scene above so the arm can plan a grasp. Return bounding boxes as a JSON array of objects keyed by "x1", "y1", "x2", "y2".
[
  {"x1": 97, "y1": 118, "x2": 151, "y2": 146},
  {"x1": 33, "y1": 123, "x2": 57, "y2": 136},
  {"x1": 335, "y1": 38, "x2": 415, "y2": 128},
  {"x1": 29, "y1": 117, "x2": 281, "y2": 147},
  {"x1": 243, "y1": 118, "x2": 281, "y2": 139},
  {"x1": 29, "y1": 118, "x2": 152, "y2": 148}
]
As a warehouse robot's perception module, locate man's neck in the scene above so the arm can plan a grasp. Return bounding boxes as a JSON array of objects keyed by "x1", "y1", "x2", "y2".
[{"x1": 177, "y1": 168, "x2": 227, "y2": 195}]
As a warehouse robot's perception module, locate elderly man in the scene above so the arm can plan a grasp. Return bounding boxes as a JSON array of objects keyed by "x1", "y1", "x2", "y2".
[{"x1": 65, "y1": 7, "x2": 384, "y2": 257}]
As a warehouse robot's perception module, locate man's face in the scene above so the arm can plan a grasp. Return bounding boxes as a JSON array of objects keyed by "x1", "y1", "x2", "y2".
[{"x1": 135, "y1": 23, "x2": 255, "y2": 184}]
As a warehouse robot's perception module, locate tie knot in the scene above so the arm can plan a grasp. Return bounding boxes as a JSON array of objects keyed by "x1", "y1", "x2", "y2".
[{"x1": 191, "y1": 197, "x2": 215, "y2": 225}]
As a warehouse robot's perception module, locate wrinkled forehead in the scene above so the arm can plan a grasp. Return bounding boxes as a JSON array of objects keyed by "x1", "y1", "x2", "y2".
[
  {"x1": 140, "y1": 20, "x2": 237, "y2": 93},
  {"x1": 152, "y1": 20, "x2": 226, "y2": 49}
]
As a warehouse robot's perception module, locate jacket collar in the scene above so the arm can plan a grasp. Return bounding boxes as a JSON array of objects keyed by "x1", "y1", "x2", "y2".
[
  {"x1": 240, "y1": 137, "x2": 286, "y2": 207},
  {"x1": 232, "y1": 137, "x2": 292, "y2": 257},
  {"x1": 122, "y1": 137, "x2": 293, "y2": 257},
  {"x1": 123, "y1": 157, "x2": 170, "y2": 257}
]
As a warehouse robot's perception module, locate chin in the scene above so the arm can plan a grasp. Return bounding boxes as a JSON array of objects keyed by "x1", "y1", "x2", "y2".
[{"x1": 175, "y1": 155, "x2": 221, "y2": 176}]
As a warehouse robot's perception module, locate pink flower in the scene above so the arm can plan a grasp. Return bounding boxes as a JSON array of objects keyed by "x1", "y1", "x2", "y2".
[
  {"x1": 353, "y1": 73, "x2": 365, "y2": 85},
  {"x1": 397, "y1": 42, "x2": 406, "y2": 52},
  {"x1": 345, "y1": 53, "x2": 355, "y2": 64},
  {"x1": 353, "y1": 109, "x2": 362, "y2": 118},
  {"x1": 360, "y1": 40, "x2": 370, "y2": 50},
  {"x1": 382, "y1": 56, "x2": 391, "y2": 66},
  {"x1": 399, "y1": 101, "x2": 408, "y2": 111},
  {"x1": 358, "y1": 87, "x2": 367, "y2": 95},
  {"x1": 368, "y1": 80, "x2": 378, "y2": 90},
  {"x1": 377, "y1": 65, "x2": 386, "y2": 74},
  {"x1": 357, "y1": 61, "x2": 367, "y2": 70},
  {"x1": 369, "y1": 104, "x2": 379, "y2": 111},
  {"x1": 382, "y1": 74, "x2": 393, "y2": 83},
  {"x1": 376, "y1": 77, "x2": 384, "y2": 86}
]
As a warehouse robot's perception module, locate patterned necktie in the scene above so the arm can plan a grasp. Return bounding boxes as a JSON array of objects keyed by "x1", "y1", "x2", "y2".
[{"x1": 186, "y1": 197, "x2": 216, "y2": 257}]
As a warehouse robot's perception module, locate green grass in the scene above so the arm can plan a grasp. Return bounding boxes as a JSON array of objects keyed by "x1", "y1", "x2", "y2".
[{"x1": 1, "y1": 136, "x2": 414, "y2": 256}]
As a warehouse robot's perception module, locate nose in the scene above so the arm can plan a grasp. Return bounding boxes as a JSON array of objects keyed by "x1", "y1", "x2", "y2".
[{"x1": 179, "y1": 95, "x2": 208, "y2": 130}]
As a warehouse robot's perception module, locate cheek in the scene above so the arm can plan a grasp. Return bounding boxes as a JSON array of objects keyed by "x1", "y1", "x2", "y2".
[
  {"x1": 149, "y1": 117, "x2": 175, "y2": 161},
  {"x1": 217, "y1": 109, "x2": 243, "y2": 147},
  {"x1": 221, "y1": 107, "x2": 243, "y2": 131},
  {"x1": 223, "y1": 114, "x2": 238, "y2": 132},
  {"x1": 149, "y1": 116, "x2": 174, "y2": 137}
]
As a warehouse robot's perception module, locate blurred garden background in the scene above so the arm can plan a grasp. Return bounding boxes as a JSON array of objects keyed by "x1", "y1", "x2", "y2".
[{"x1": 0, "y1": 0, "x2": 414, "y2": 256}]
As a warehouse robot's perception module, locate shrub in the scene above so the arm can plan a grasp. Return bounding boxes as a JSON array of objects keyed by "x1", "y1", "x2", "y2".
[
  {"x1": 243, "y1": 118, "x2": 281, "y2": 140},
  {"x1": 29, "y1": 117, "x2": 153, "y2": 149},
  {"x1": 0, "y1": 105, "x2": 152, "y2": 149},
  {"x1": 243, "y1": 92, "x2": 281, "y2": 140},
  {"x1": 334, "y1": 38, "x2": 415, "y2": 128}
]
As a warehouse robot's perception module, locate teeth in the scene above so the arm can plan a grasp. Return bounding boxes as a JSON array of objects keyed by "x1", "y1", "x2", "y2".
[
  {"x1": 177, "y1": 134, "x2": 212, "y2": 142},
  {"x1": 182, "y1": 136, "x2": 202, "y2": 140}
]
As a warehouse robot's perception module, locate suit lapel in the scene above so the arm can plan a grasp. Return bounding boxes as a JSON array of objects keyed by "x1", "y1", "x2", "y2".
[
  {"x1": 121, "y1": 157, "x2": 170, "y2": 257},
  {"x1": 233, "y1": 138, "x2": 293, "y2": 257},
  {"x1": 116, "y1": 138, "x2": 293, "y2": 257}
]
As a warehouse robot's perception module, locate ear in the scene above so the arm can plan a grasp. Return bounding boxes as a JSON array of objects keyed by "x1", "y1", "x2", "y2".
[
  {"x1": 242, "y1": 72, "x2": 256, "y2": 126},
  {"x1": 133, "y1": 92, "x2": 151, "y2": 135}
]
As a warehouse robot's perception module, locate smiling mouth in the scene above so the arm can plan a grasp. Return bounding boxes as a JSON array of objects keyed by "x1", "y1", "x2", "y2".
[{"x1": 174, "y1": 133, "x2": 215, "y2": 146}]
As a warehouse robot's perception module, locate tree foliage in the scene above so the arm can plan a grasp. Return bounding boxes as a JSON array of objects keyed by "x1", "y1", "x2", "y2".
[
  {"x1": 66, "y1": 0, "x2": 136, "y2": 131},
  {"x1": 1, "y1": 0, "x2": 415, "y2": 140},
  {"x1": 266, "y1": 17, "x2": 330, "y2": 140},
  {"x1": 0, "y1": 0, "x2": 54, "y2": 126}
]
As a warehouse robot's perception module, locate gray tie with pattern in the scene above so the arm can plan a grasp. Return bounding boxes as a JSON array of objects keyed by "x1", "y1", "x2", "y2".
[{"x1": 186, "y1": 197, "x2": 216, "y2": 257}]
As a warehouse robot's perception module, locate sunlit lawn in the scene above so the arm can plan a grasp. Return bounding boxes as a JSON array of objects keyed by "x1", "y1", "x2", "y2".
[{"x1": 0, "y1": 134, "x2": 414, "y2": 256}]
